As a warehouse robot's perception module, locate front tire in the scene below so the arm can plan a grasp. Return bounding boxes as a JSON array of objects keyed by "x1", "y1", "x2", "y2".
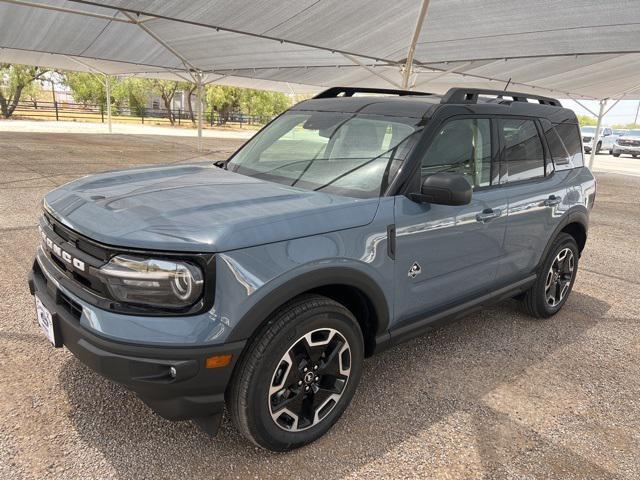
[
  {"x1": 595, "y1": 142, "x2": 602, "y2": 154},
  {"x1": 227, "y1": 294, "x2": 364, "y2": 451},
  {"x1": 613, "y1": 152, "x2": 620, "y2": 157},
  {"x1": 522, "y1": 233, "x2": 579, "y2": 318}
]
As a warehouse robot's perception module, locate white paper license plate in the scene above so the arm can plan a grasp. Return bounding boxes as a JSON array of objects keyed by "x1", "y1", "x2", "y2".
[{"x1": 35, "y1": 295, "x2": 59, "y2": 346}]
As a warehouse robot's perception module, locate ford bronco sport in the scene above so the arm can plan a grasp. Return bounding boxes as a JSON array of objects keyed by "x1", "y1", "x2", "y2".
[{"x1": 29, "y1": 87, "x2": 596, "y2": 451}]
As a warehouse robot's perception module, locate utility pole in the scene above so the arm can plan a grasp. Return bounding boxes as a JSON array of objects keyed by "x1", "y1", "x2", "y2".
[{"x1": 634, "y1": 100, "x2": 640, "y2": 126}]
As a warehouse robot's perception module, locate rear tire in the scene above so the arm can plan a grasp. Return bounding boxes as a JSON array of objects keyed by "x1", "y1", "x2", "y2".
[
  {"x1": 613, "y1": 152, "x2": 620, "y2": 157},
  {"x1": 227, "y1": 294, "x2": 364, "y2": 451},
  {"x1": 522, "y1": 233, "x2": 579, "y2": 318}
]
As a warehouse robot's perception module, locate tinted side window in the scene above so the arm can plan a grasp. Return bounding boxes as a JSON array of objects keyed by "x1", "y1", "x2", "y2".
[
  {"x1": 500, "y1": 119, "x2": 545, "y2": 182},
  {"x1": 544, "y1": 121, "x2": 583, "y2": 169},
  {"x1": 421, "y1": 118, "x2": 493, "y2": 188}
]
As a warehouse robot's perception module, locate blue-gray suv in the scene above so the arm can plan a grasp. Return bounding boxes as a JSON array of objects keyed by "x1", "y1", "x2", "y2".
[{"x1": 28, "y1": 87, "x2": 596, "y2": 451}]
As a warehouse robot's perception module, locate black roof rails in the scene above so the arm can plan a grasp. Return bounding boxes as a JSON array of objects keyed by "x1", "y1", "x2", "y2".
[
  {"x1": 441, "y1": 88, "x2": 562, "y2": 107},
  {"x1": 314, "y1": 86, "x2": 433, "y2": 99}
]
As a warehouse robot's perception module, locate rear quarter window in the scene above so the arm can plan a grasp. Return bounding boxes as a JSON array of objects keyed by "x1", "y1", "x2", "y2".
[{"x1": 542, "y1": 120, "x2": 584, "y2": 170}]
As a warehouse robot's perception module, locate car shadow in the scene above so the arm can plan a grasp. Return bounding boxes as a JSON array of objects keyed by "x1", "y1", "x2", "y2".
[{"x1": 59, "y1": 291, "x2": 612, "y2": 479}]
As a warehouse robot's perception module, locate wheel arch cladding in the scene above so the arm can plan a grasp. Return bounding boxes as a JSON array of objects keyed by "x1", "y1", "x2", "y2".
[
  {"x1": 539, "y1": 206, "x2": 588, "y2": 269},
  {"x1": 227, "y1": 267, "x2": 390, "y2": 357},
  {"x1": 561, "y1": 221, "x2": 587, "y2": 253}
]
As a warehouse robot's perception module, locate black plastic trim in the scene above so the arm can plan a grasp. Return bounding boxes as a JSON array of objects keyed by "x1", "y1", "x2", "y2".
[
  {"x1": 314, "y1": 86, "x2": 433, "y2": 98},
  {"x1": 226, "y1": 267, "x2": 391, "y2": 344},
  {"x1": 28, "y1": 266, "x2": 244, "y2": 426},
  {"x1": 386, "y1": 224, "x2": 396, "y2": 259},
  {"x1": 441, "y1": 88, "x2": 561, "y2": 107},
  {"x1": 538, "y1": 206, "x2": 589, "y2": 261},
  {"x1": 378, "y1": 275, "x2": 537, "y2": 351}
]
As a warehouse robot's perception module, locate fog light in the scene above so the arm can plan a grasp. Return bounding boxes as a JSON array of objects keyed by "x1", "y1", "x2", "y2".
[{"x1": 169, "y1": 366, "x2": 177, "y2": 378}]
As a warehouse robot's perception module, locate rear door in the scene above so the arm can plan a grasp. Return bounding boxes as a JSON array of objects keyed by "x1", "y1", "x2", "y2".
[
  {"x1": 393, "y1": 116, "x2": 508, "y2": 325},
  {"x1": 495, "y1": 117, "x2": 567, "y2": 283}
]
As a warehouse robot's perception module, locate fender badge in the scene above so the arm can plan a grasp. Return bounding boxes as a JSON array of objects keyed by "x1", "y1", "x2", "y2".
[{"x1": 408, "y1": 262, "x2": 422, "y2": 278}]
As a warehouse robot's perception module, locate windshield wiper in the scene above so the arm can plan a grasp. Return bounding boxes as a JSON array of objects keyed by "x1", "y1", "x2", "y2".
[{"x1": 213, "y1": 160, "x2": 228, "y2": 169}]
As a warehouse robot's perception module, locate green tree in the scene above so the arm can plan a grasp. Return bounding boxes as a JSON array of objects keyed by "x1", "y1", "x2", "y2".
[
  {"x1": 0, "y1": 64, "x2": 49, "y2": 118},
  {"x1": 149, "y1": 80, "x2": 187, "y2": 125},
  {"x1": 64, "y1": 72, "x2": 108, "y2": 106},
  {"x1": 64, "y1": 73, "x2": 155, "y2": 116},
  {"x1": 576, "y1": 114, "x2": 597, "y2": 126},
  {"x1": 22, "y1": 79, "x2": 44, "y2": 108},
  {"x1": 240, "y1": 89, "x2": 290, "y2": 123},
  {"x1": 114, "y1": 78, "x2": 149, "y2": 116},
  {"x1": 206, "y1": 85, "x2": 243, "y2": 124},
  {"x1": 205, "y1": 85, "x2": 290, "y2": 125}
]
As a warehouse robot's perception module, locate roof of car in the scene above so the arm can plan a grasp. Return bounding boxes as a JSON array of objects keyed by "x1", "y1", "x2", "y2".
[
  {"x1": 292, "y1": 92, "x2": 577, "y2": 124},
  {"x1": 291, "y1": 95, "x2": 441, "y2": 118}
]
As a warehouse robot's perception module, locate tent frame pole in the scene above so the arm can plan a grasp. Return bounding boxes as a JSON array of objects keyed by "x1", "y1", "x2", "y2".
[
  {"x1": 402, "y1": 0, "x2": 431, "y2": 89},
  {"x1": 589, "y1": 99, "x2": 606, "y2": 170},
  {"x1": 341, "y1": 53, "x2": 402, "y2": 89},
  {"x1": 105, "y1": 74, "x2": 112, "y2": 134},
  {"x1": 195, "y1": 71, "x2": 203, "y2": 152}
]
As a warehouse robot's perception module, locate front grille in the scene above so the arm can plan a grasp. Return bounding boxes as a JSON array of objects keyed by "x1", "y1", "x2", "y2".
[
  {"x1": 33, "y1": 259, "x2": 83, "y2": 321},
  {"x1": 583, "y1": 136, "x2": 592, "y2": 142},
  {"x1": 618, "y1": 139, "x2": 640, "y2": 147},
  {"x1": 58, "y1": 290, "x2": 83, "y2": 319},
  {"x1": 41, "y1": 214, "x2": 110, "y2": 297},
  {"x1": 38, "y1": 210, "x2": 215, "y2": 316}
]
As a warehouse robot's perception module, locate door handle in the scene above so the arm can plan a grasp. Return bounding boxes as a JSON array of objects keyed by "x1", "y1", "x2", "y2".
[
  {"x1": 544, "y1": 195, "x2": 562, "y2": 207},
  {"x1": 476, "y1": 208, "x2": 502, "y2": 223}
]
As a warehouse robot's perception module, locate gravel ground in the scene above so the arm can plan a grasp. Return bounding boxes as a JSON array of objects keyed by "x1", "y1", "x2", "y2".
[{"x1": 0, "y1": 132, "x2": 638, "y2": 479}]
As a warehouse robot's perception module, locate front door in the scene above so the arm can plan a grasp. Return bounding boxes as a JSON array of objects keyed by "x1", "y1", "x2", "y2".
[{"x1": 393, "y1": 117, "x2": 507, "y2": 326}]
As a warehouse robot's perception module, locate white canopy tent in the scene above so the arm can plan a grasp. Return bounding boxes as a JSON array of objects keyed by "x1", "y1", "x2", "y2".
[{"x1": 1, "y1": 0, "x2": 640, "y2": 162}]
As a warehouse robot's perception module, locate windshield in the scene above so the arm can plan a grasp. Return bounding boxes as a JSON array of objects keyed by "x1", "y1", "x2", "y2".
[
  {"x1": 227, "y1": 110, "x2": 422, "y2": 198},
  {"x1": 624, "y1": 129, "x2": 640, "y2": 136},
  {"x1": 581, "y1": 126, "x2": 596, "y2": 134}
]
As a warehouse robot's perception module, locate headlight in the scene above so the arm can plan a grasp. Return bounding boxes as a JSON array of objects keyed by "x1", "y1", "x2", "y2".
[{"x1": 99, "y1": 255, "x2": 204, "y2": 309}]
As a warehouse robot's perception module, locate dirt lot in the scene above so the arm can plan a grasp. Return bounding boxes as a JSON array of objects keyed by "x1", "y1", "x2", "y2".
[{"x1": 0, "y1": 131, "x2": 639, "y2": 479}]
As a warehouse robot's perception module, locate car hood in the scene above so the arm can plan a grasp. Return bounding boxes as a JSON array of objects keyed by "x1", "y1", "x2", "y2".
[{"x1": 44, "y1": 164, "x2": 380, "y2": 252}]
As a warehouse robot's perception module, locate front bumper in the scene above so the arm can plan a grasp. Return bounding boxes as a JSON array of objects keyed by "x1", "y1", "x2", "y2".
[
  {"x1": 612, "y1": 144, "x2": 640, "y2": 155},
  {"x1": 28, "y1": 255, "x2": 245, "y2": 433}
]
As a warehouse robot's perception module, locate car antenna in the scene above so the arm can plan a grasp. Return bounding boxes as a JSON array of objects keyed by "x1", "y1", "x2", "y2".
[{"x1": 503, "y1": 77, "x2": 512, "y2": 91}]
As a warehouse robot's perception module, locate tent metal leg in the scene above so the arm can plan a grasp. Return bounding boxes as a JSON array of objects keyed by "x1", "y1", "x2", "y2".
[
  {"x1": 196, "y1": 72, "x2": 203, "y2": 152},
  {"x1": 105, "y1": 74, "x2": 112, "y2": 134},
  {"x1": 589, "y1": 99, "x2": 606, "y2": 170}
]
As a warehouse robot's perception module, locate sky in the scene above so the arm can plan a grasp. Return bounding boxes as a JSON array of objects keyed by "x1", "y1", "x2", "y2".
[{"x1": 561, "y1": 99, "x2": 640, "y2": 126}]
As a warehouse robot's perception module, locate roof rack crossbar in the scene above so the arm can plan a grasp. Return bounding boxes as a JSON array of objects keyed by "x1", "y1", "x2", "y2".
[
  {"x1": 441, "y1": 88, "x2": 562, "y2": 107},
  {"x1": 314, "y1": 86, "x2": 433, "y2": 99}
]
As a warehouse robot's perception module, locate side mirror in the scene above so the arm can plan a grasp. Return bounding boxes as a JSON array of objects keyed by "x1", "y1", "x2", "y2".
[{"x1": 409, "y1": 173, "x2": 472, "y2": 206}]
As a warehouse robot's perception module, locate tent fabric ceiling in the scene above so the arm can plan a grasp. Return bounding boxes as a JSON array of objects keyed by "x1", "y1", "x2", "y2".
[{"x1": 1, "y1": 0, "x2": 640, "y2": 99}]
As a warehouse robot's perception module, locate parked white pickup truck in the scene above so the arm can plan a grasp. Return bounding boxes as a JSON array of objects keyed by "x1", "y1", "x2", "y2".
[{"x1": 581, "y1": 126, "x2": 625, "y2": 154}]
